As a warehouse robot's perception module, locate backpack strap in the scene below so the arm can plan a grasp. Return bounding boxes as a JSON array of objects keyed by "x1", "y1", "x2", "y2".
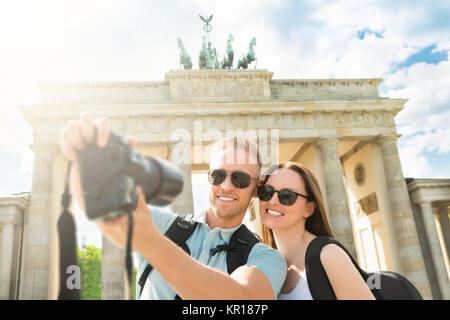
[
  {"x1": 226, "y1": 224, "x2": 260, "y2": 274},
  {"x1": 137, "y1": 214, "x2": 197, "y2": 298},
  {"x1": 209, "y1": 224, "x2": 260, "y2": 274},
  {"x1": 305, "y1": 236, "x2": 369, "y2": 300}
]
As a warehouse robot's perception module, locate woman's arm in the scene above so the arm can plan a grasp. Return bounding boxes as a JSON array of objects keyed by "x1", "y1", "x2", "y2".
[{"x1": 320, "y1": 244, "x2": 375, "y2": 300}]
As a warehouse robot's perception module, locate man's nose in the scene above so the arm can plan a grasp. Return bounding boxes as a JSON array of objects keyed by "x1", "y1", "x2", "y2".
[{"x1": 220, "y1": 175, "x2": 235, "y2": 191}]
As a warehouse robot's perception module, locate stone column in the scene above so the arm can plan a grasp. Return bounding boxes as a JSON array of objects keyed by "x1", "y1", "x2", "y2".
[
  {"x1": 317, "y1": 138, "x2": 357, "y2": 258},
  {"x1": 437, "y1": 205, "x2": 450, "y2": 261},
  {"x1": 22, "y1": 145, "x2": 54, "y2": 299},
  {"x1": 169, "y1": 142, "x2": 194, "y2": 215},
  {"x1": 419, "y1": 202, "x2": 450, "y2": 299},
  {"x1": 377, "y1": 135, "x2": 430, "y2": 296},
  {"x1": 101, "y1": 235, "x2": 125, "y2": 300},
  {"x1": 0, "y1": 207, "x2": 19, "y2": 299}
]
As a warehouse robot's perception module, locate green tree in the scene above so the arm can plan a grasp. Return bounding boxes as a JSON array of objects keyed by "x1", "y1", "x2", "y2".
[
  {"x1": 78, "y1": 245, "x2": 102, "y2": 300},
  {"x1": 77, "y1": 245, "x2": 137, "y2": 300}
]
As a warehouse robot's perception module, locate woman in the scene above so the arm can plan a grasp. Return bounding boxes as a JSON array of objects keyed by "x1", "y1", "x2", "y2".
[{"x1": 257, "y1": 162, "x2": 375, "y2": 300}]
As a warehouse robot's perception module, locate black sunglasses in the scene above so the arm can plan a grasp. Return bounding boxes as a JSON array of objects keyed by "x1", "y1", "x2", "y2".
[
  {"x1": 257, "y1": 185, "x2": 312, "y2": 206},
  {"x1": 208, "y1": 169, "x2": 259, "y2": 189}
]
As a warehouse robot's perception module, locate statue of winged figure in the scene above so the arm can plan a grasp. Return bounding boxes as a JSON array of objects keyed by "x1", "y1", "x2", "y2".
[
  {"x1": 199, "y1": 14, "x2": 214, "y2": 33},
  {"x1": 199, "y1": 14, "x2": 214, "y2": 25}
]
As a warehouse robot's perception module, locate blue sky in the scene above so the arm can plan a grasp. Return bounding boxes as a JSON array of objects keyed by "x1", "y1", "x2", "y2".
[{"x1": 0, "y1": 0, "x2": 449, "y2": 246}]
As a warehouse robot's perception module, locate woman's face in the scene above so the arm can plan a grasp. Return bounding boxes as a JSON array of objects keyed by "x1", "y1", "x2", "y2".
[{"x1": 259, "y1": 168, "x2": 313, "y2": 231}]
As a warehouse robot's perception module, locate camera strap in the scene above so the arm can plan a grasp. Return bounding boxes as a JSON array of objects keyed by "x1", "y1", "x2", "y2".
[{"x1": 57, "y1": 162, "x2": 81, "y2": 300}]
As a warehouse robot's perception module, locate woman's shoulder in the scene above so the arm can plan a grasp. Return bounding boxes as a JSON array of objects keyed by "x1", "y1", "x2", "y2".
[
  {"x1": 315, "y1": 239, "x2": 358, "y2": 278},
  {"x1": 305, "y1": 236, "x2": 351, "y2": 266},
  {"x1": 319, "y1": 242, "x2": 350, "y2": 264}
]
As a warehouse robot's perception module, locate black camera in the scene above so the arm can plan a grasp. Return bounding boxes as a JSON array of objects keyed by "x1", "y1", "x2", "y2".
[{"x1": 77, "y1": 130, "x2": 184, "y2": 221}]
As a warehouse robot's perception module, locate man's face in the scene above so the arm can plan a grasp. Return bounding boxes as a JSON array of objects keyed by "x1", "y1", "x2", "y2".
[{"x1": 208, "y1": 148, "x2": 259, "y2": 228}]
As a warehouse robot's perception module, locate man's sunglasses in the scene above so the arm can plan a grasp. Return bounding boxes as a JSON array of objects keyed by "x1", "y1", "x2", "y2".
[
  {"x1": 257, "y1": 185, "x2": 312, "y2": 206},
  {"x1": 208, "y1": 169, "x2": 259, "y2": 189}
]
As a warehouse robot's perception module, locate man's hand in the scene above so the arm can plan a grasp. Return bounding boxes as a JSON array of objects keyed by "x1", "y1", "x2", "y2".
[
  {"x1": 97, "y1": 186, "x2": 158, "y2": 252},
  {"x1": 60, "y1": 113, "x2": 110, "y2": 213},
  {"x1": 59, "y1": 112, "x2": 136, "y2": 212}
]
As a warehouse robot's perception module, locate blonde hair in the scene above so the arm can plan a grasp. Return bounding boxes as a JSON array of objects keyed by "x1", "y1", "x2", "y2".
[
  {"x1": 210, "y1": 136, "x2": 262, "y2": 175},
  {"x1": 258, "y1": 162, "x2": 334, "y2": 249}
]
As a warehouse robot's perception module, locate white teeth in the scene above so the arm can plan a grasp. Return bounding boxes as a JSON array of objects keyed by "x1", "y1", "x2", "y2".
[
  {"x1": 218, "y1": 196, "x2": 235, "y2": 202},
  {"x1": 267, "y1": 209, "x2": 283, "y2": 216}
]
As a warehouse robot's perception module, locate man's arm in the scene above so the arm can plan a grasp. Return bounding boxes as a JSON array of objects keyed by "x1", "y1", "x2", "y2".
[
  {"x1": 102, "y1": 188, "x2": 277, "y2": 300},
  {"x1": 141, "y1": 229, "x2": 274, "y2": 300}
]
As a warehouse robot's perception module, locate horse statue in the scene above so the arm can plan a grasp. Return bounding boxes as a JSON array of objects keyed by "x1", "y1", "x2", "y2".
[
  {"x1": 177, "y1": 38, "x2": 192, "y2": 70},
  {"x1": 237, "y1": 37, "x2": 257, "y2": 69},
  {"x1": 221, "y1": 34, "x2": 234, "y2": 69}
]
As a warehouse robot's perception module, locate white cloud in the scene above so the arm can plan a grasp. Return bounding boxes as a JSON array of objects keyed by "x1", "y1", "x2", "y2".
[
  {"x1": 386, "y1": 59, "x2": 450, "y2": 132},
  {"x1": 398, "y1": 143, "x2": 432, "y2": 178}
]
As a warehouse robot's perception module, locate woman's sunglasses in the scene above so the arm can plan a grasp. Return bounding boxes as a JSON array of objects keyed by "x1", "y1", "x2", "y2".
[
  {"x1": 257, "y1": 185, "x2": 312, "y2": 206},
  {"x1": 208, "y1": 169, "x2": 259, "y2": 189}
]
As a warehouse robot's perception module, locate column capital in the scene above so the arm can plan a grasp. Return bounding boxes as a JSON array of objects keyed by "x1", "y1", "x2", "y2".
[
  {"x1": 0, "y1": 205, "x2": 21, "y2": 225},
  {"x1": 29, "y1": 143, "x2": 58, "y2": 154},
  {"x1": 316, "y1": 136, "x2": 343, "y2": 147},
  {"x1": 437, "y1": 203, "x2": 450, "y2": 212},
  {"x1": 418, "y1": 200, "x2": 434, "y2": 208},
  {"x1": 376, "y1": 133, "x2": 402, "y2": 144}
]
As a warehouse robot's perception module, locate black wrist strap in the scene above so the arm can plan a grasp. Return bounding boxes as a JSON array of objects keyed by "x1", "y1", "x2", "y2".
[{"x1": 57, "y1": 162, "x2": 81, "y2": 300}]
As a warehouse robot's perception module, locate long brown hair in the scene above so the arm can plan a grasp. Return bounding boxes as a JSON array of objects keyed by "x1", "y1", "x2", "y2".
[{"x1": 259, "y1": 162, "x2": 334, "y2": 249}]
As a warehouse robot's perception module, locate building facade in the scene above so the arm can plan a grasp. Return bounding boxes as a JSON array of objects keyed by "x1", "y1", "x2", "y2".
[{"x1": 0, "y1": 69, "x2": 449, "y2": 299}]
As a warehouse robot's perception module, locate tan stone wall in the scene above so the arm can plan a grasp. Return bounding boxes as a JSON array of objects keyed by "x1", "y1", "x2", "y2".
[{"x1": 343, "y1": 143, "x2": 395, "y2": 272}]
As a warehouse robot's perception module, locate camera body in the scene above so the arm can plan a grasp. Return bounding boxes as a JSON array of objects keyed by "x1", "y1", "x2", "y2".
[{"x1": 77, "y1": 131, "x2": 184, "y2": 221}]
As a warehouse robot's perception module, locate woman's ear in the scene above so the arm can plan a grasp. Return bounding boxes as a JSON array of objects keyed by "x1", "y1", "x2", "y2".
[{"x1": 305, "y1": 201, "x2": 316, "y2": 218}]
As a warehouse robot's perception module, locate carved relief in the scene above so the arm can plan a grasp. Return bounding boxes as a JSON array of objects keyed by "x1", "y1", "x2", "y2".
[
  {"x1": 313, "y1": 112, "x2": 323, "y2": 127},
  {"x1": 323, "y1": 113, "x2": 334, "y2": 128},
  {"x1": 363, "y1": 111, "x2": 374, "y2": 127},
  {"x1": 292, "y1": 114, "x2": 305, "y2": 128},
  {"x1": 282, "y1": 114, "x2": 293, "y2": 128},
  {"x1": 174, "y1": 80, "x2": 264, "y2": 99},
  {"x1": 205, "y1": 117, "x2": 219, "y2": 130},
  {"x1": 373, "y1": 112, "x2": 384, "y2": 126},
  {"x1": 352, "y1": 112, "x2": 364, "y2": 127},
  {"x1": 354, "y1": 192, "x2": 379, "y2": 217},
  {"x1": 334, "y1": 112, "x2": 345, "y2": 127},
  {"x1": 304, "y1": 113, "x2": 313, "y2": 128},
  {"x1": 268, "y1": 115, "x2": 281, "y2": 128}
]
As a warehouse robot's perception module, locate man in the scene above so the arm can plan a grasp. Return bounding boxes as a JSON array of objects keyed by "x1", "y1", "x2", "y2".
[{"x1": 60, "y1": 113, "x2": 287, "y2": 300}]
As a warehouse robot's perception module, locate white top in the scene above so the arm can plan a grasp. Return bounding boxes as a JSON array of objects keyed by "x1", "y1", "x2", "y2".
[{"x1": 277, "y1": 270, "x2": 313, "y2": 300}]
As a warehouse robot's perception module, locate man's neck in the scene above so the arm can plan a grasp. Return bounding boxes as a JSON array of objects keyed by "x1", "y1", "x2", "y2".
[{"x1": 205, "y1": 208, "x2": 244, "y2": 230}]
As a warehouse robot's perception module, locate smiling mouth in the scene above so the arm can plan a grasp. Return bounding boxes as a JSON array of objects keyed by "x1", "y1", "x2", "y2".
[
  {"x1": 266, "y1": 209, "x2": 284, "y2": 217},
  {"x1": 217, "y1": 195, "x2": 237, "y2": 202}
]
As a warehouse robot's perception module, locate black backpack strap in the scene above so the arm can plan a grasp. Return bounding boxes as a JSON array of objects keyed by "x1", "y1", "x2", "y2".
[
  {"x1": 138, "y1": 214, "x2": 197, "y2": 298},
  {"x1": 305, "y1": 236, "x2": 369, "y2": 300},
  {"x1": 225, "y1": 224, "x2": 260, "y2": 274},
  {"x1": 305, "y1": 236, "x2": 338, "y2": 300}
]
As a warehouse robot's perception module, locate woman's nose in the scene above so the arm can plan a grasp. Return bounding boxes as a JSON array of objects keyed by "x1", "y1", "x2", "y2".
[{"x1": 268, "y1": 192, "x2": 280, "y2": 205}]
